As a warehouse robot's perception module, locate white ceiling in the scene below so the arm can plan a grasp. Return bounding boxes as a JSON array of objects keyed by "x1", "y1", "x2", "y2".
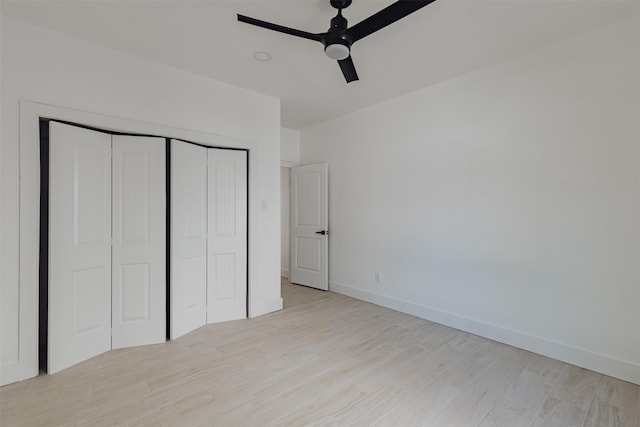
[{"x1": 2, "y1": 0, "x2": 640, "y2": 130}]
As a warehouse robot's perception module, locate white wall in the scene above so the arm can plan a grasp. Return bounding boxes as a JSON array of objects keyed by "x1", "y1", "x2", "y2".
[
  {"x1": 281, "y1": 167, "x2": 290, "y2": 278},
  {"x1": 300, "y1": 16, "x2": 640, "y2": 384},
  {"x1": 0, "y1": 16, "x2": 282, "y2": 385},
  {"x1": 280, "y1": 127, "x2": 300, "y2": 167}
]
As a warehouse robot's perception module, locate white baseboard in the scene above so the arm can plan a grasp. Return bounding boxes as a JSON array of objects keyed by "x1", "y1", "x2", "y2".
[
  {"x1": 281, "y1": 269, "x2": 289, "y2": 279},
  {"x1": 249, "y1": 297, "x2": 283, "y2": 318},
  {"x1": 329, "y1": 281, "x2": 640, "y2": 385}
]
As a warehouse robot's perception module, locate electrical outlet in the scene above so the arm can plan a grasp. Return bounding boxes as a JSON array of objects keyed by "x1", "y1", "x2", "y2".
[{"x1": 374, "y1": 272, "x2": 381, "y2": 283}]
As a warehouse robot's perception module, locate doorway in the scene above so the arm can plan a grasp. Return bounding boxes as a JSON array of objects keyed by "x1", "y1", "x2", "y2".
[
  {"x1": 287, "y1": 163, "x2": 329, "y2": 291},
  {"x1": 280, "y1": 166, "x2": 290, "y2": 279}
]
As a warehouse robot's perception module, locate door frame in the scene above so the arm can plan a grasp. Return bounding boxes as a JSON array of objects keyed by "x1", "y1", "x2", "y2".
[
  {"x1": 289, "y1": 163, "x2": 329, "y2": 291},
  {"x1": 38, "y1": 119, "x2": 170, "y2": 372},
  {"x1": 14, "y1": 101, "x2": 259, "y2": 383},
  {"x1": 38, "y1": 119, "x2": 250, "y2": 371}
]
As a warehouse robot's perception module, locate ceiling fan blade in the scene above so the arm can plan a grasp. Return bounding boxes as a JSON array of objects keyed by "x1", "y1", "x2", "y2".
[
  {"x1": 237, "y1": 14, "x2": 324, "y2": 42},
  {"x1": 338, "y1": 56, "x2": 359, "y2": 83},
  {"x1": 347, "y1": 0, "x2": 436, "y2": 43}
]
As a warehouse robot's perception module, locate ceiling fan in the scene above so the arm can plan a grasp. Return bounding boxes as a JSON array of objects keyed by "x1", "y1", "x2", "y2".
[{"x1": 238, "y1": 0, "x2": 436, "y2": 83}]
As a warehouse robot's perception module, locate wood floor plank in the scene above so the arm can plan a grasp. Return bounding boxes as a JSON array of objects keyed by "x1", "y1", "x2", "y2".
[
  {"x1": 212, "y1": 380, "x2": 329, "y2": 426},
  {"x1": 584, "y1": 401, "x2": 636, "y2": 427},
  {"x1": 270, "y1": 383, "x2": 368, "y2": 426},
  {"x1": 478, "y1": 369, "x2": 554, "y2": 427},
  {"x1": 329, "y1": 383, "x2": 405, "y2": 426},
  {"x1": 549, "y1": 364, "x2": 602, "y2": 410},
  {"x1": 530, "y1": 396, "x2": 587, "y2": 427},
  {"x1": 437, "y1": 340, "x2": 506, "y2": 389},
  {"x1": 472, "y1": 346, "x2": 529, "y2": 393},
  {"x1": 593, "y1": 375, "x2": 639, "y2": 411},
  {"x1": 373, "y1": 379, "x2": 463, "y2": 426},
  {"x1": 583, "y1": 376, "x2": 640, "y2": 427},
  {"x1": 520, "y1": 351, "x2": 566, "y2": 384},
  {"x1": 426, "y1": 385, "x2": 500, "y2": 427}
]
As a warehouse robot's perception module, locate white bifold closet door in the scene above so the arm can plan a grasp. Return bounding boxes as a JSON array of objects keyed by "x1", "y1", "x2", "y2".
[
  {"x1": 170, "y1": 141, "x2": 247, "y2": 339},
  {"x1": 49, "y1": 123, "x2": 112, "y2": 374},
  {"x1": 207, "y1": 149, "x2": 247, "y2": 323},
  {"x1": 170, "y1": 140, "x2": 208, "y2": 339},
  {"x1": 49, "y1": 122, "x2": 166, "y2": 374},
  {"x1": 111, "y1": 136, "x2": 166, "y2": 349}
]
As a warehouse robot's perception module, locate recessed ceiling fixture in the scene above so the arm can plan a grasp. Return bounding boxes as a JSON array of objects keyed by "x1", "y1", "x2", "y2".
[
  {"x1": 238, "y1": 0, "x2": 436, "y2": 83},
  {"x1": 253, "y1": 51, "x2": 272, "y2": 62}
]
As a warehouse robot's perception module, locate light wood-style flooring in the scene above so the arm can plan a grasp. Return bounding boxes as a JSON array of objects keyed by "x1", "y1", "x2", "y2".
[{"x1": 2, "y1": 278, "x2": 639, "y2": 426}]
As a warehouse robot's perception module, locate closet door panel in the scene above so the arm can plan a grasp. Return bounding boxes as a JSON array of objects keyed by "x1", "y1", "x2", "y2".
[
  {"x1": 48, "y1": 122, "x2": 112, "y2": 374},
  {"x1": 170, "y1": 140, "x2": 208, "y2": 339},
  {"x1": 207, "y1": 149, "x2": 247, "y2": 323},
  {"x1": 111, "y1": 136, "x2": 166, "y2": 349}
]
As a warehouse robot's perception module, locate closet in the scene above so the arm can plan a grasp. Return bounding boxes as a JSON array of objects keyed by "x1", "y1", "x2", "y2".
[
  {"x1": 48, "y1": 122, "x2": 166, "y2": 373},
  {"x1": 45, "y1": 123, "x2": 248, "y2": 374},
  {"x1": 170, "y1": 140, "x2": 247, "y2": 339}
]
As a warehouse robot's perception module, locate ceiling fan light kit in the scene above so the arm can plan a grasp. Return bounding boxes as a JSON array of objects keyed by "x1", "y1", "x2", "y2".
[
  {"x1": 238, "y1": 0, "x2": 436, "y2": 83},
  {"x1": 325, "y1": 43, "x2": 350, "y2": 61}
]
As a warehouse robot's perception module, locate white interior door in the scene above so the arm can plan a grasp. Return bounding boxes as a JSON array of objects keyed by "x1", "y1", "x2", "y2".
[
  {"x1": 207, "y1": 149, "x2": 247, "y2": 323},
  {"x1": 290, "y1": 163, "x2": 328, "y2": 290},
  {"x1": 48, "y1": 122, "x2": 112, "y2": 373},
  {"x1": 170, "y1": 140, "x2": 207, "y2": 339},
  {"x1": 111, "y1": 136, "x2": 166, "y2": 349}
]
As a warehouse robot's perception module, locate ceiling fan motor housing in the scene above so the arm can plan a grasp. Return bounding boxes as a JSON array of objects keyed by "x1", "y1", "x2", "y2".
[{"x1": 330, "y1": 0, "x2": 352, "y2": 10}]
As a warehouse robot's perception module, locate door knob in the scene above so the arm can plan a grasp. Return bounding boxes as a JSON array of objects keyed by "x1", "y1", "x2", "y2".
[{"x1": 315, "y1": 230, "x2": 328, "y2": 235}]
